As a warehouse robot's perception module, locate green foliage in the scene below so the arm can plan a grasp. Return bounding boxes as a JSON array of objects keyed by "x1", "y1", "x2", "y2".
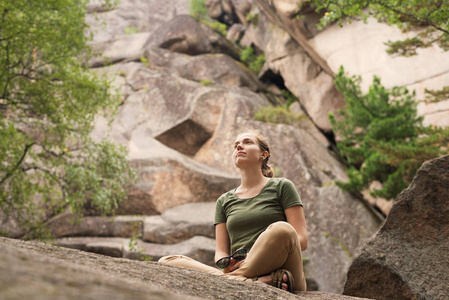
[
  {"x1": 240, "y1": 46, "x2": 266, "y2": 74},
  {"x1": 140, "y1": 56, "x2": 150, "y2": 67},
  {"x1": 323, "y1": 231, "x2": 353, "y2": 259},
  {"x1": 128, "y1": 221, "x2": 143, "y2": 252},
  {"x1": 0, "y1": 0, "x2": 136, "y2": 237},
  {"x1": 189, "y1": 0, "x2": 209, "y2": 22},
  {"x1": 304, "y1": 0, "x2": 449, "y2": 54},
  {"x1": 385, "y1": 37, "x2": 428, "y2": 56},
  {"x1": 329, "y1": 67, "x2": 449, "y2": 199},
  {"x1": 246, "y1": 13, "x2": 259, "y2": 26},
  {"x1": 424, "y1": 86, "x2": 449, "y2": 103},
  {"x1": 199, "y1": 79, "x2": 212, "y2": 86},
  {"x1": 254, "y1": 105, "x2": 305, "y2": 125},
  {"x1": 189, "y1": 0, "x2": 227, "y2": 36},
  {"x1": 125, "y1": 25, "x2": 139, "y2": 35},
  {"x1": 204, "y1": 20, "x2": 228, "y2": 36},
  {"x1": 282, "y1": 90, "x2": 299, "y2": 109}
]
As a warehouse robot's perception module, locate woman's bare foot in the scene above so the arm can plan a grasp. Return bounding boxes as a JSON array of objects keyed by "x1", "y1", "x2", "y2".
[{"x1": 257, "y1": 274, "x2": 289, "y2": 291}]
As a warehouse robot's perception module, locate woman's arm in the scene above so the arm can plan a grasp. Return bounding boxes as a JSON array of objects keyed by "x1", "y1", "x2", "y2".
[
  {"x1": 285, "y1": 205, "x2": 308, "y2": 251},
  {"x1": 215, "y1": 222, "x2": 230, "y2": 263}
]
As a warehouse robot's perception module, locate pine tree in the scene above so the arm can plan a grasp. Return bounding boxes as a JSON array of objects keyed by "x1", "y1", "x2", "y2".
[{"x1": 330, "y1": 67, "x2": 449, "y2": 199}]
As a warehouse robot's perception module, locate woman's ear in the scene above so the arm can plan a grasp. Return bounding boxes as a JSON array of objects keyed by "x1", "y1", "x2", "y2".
[{"x1": 261, "y1": 151, "x2": 269, "y2": 160}]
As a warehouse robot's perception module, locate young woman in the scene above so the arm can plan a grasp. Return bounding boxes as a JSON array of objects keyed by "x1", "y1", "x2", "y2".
[{"x1": 159, "y1": 129, "x2": 308, "y2": 292}]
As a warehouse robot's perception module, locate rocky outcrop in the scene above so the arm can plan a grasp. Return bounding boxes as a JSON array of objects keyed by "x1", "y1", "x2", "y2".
[
  {"x1": 143, "y1": 48, "x2": 265, "y2": 93},
  {"x1": 0, "y1": 237, "x2": 371, "y2": 300},
  {"x1": 144, "y1": 15, "x2": 240, "y2": 60},
  {"x1": 238, "y1": 1, "x2": 345, "y2": 131},
  {"x1": 344, "y1": 155, "x2": 449, "y2": 300}
]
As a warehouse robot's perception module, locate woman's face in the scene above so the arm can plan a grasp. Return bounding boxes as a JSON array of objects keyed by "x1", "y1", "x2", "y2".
[{"x1": 233, "y1": 133, "x2": 263, "y2": 169}]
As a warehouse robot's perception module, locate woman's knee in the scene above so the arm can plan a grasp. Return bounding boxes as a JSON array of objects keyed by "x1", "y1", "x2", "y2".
[
  {"x1": 266, "y1": 221, "x2": 297, "y2": 239},
  {"x1": 158, "y1": 255, "x2": 188, "y2": 265}
]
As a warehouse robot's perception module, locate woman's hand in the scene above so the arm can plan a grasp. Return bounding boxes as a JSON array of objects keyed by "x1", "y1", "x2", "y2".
[{"x1": 222, "y1": 259, "x2": 245, "y2": 273}]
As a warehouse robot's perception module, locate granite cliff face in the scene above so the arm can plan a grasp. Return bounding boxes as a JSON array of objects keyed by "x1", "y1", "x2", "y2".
[{"x1": 1, "y1": 0, "x2": 448, "y2": 297}]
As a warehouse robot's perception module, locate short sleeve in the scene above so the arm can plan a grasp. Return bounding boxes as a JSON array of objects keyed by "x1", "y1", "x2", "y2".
[
  {"x1": 279, "y1": 178, "x2": 303, "y2": 210},
  {"x1": 214, "y1": 195, "x2": 227, "y2": 225}
]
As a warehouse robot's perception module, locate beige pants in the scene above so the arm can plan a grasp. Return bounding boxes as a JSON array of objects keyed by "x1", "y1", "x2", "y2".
[{"x1": 158, "y1": 221, "x2": 307, "y2": 291}]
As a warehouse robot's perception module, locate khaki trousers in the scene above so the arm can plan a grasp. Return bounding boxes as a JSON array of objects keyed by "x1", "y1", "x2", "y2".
[{"x1": 158, "y1": 221, "x2": 307, "y2": 291}]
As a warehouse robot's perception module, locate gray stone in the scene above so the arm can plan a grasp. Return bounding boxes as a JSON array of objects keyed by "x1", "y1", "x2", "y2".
[
  {"x1": 344, "y1": 155, "x2": 449, "y2": 300},
  {"x1": 53, "y1": 236, "x2": 216, "y2": 266},
  {"x1": 0, "y1": 237, "x2": 372, "y2": 300},
  {"x1": 88, "y1": 32, "x2": 150, "y2": 67},
  {"x1": 45, "y1": 213, "x2": 144, "y2": 238},
  {"x1": 175, "y1": 53, "x2": 264, "y2": 92},
  {"x1": 143, "y1": 202, "x2": 216, "y2": 244},
  {"x1": 143, "y1": 48, "x2": 263, "y2": 92},
  {"x1": 86, "y1": 0, "x2": 189, "y2": 43},
  {"x1": 144, "y1": 15, "x2": 240, "y2": 60},
  {"x1": 230, "y1": 0, "x2": 253, "y2": 25},
  {"x1": 227, "y1": 23, "x2": 246, "y2": 42}
]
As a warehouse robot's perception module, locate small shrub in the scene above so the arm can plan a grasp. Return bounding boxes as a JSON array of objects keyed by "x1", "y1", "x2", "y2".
[
  {"x1": 204, "y1": 20, "x2": 228, "y2": 36},
  {"x1": 125, "y1": 26, "x2": 139, "y2": 35},
  {"x1": 140, "y1": 56, "x2": 149, "y2": 67},
  {"x1": 246, "y1": 13, "x2": 259, "y2": 25},
  {"x1": 200, "y1": 79, "x2": 212, "y2": 86},
  {"x1": 240, "y1": 46, "x2": 265, "y2": 74},
  {"x1": 189, "y1": 0, "x2": 209, "y2": 22},
  {"x1": 254, "y1": 105, "x2": 305, "y2": 125}
]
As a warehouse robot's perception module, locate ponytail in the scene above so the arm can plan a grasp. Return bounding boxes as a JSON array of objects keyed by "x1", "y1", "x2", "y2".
[{"x1": 262, "y1": 158, "x2": 274, "y2": 178}]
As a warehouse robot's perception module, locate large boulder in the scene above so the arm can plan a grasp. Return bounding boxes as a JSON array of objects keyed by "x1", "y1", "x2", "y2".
[
  {"x1": 344, "y1": 155, "x2": 449, "y2": 300},
  {"x1": 144, "y1": 15, "x2": 240, "y2": 60},
  {"x1": 143, "y1": 48, "x2": 264, "y2": 92}
]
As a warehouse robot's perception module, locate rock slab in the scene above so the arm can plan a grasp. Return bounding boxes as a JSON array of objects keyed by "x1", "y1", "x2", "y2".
[
  {"x1": 344, "y1": 155, "x2": 449, "y2": 300},
  {"x1": 0, "y1": 237, "x2": 371, "y2": 300}
]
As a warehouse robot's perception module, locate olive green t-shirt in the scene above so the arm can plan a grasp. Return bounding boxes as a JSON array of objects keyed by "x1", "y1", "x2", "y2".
[{"x1": 214, "y1": 177, "x2": 303, "y2": 254}]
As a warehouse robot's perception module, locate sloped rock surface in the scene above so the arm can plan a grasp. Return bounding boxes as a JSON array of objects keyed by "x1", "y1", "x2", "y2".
[
  {"x1": 344, "y1": 155, "x2": 449, "y2": 300},
  {"x1": 0, "y1": 237, "x2": 371, "y2": 300}
]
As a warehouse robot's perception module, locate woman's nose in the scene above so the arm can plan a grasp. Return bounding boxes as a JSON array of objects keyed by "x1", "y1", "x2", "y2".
[{"x1": 236, "y1": 144, "x2": 243, "y2": 150}]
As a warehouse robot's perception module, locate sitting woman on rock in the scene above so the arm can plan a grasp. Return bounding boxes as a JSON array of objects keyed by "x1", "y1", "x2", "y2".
[{"x1": 159, "y1": 129, "x2": 308, "y2": 293}]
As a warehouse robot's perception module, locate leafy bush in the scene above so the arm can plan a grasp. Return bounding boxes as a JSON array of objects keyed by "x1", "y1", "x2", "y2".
[
  {"x1": 0, "y1": 0, "x2": 136, "y2": 238},
  {"x1": 329, "y1": 67, "x2": 449, "y2": 199},
  {"x1": 189, "y1": 0, "x2": 209, "y2": 22},
  {"x1": 240, "y1": 46, "x2": 266, "y2": 74}
]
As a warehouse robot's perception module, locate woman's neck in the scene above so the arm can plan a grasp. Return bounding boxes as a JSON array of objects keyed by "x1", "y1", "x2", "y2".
[{"x1": 239, "y1": 167, "x2": 268, "y2": 190}]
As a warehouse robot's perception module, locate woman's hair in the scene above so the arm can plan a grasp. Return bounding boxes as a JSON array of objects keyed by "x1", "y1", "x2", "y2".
[{"x1": 237, "y1": 128, "x2": 274, "y2": 178}]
